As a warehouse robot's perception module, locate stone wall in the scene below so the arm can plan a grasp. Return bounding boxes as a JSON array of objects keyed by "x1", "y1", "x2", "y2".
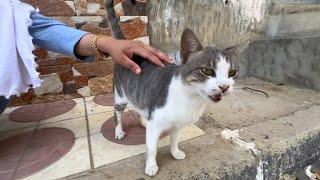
[
  {"x1": 11, "y1": 0, "x2": 148, "y2": 106},
  {"x1": 148, "y1": 0, "x2": 271, "y2": 51},
  {"x1": 148, "y1": 0, "x2": 320, "y2": 51}
]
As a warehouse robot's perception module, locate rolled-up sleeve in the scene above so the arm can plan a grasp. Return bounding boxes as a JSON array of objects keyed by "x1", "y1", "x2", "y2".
[{"x1": 29, "y1": 12, "x2": 94, "y2": 61}]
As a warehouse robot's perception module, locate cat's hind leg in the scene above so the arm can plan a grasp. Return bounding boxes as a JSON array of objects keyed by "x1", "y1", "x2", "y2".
[
  {"x1": 114, "y1": 103, "x2": 127, "y2": 140},
  {"x1": 114, "y1": 90, "x2": 127, "y2": 140}
]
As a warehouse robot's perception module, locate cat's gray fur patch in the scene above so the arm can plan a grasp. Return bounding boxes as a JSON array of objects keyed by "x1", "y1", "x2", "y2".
[{"x1": 114, "y1": 57, "x2": 180, "y2": 119}]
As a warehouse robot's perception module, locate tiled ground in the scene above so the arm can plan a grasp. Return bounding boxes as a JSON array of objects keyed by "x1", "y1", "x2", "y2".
[{"x1": 0, "y1": 95, "x2": 205, "y2": 180}]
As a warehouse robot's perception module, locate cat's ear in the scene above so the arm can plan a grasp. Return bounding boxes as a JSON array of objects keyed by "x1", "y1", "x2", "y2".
[
  {"x1": 180, "y1": 28, "x2": 203, "y2": 64},
  {"x1": 223, "y1": 41, "x2": 249, "y2": 59}
]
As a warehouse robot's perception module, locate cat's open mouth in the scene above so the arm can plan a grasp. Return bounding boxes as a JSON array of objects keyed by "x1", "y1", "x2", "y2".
[{"x1": 209, "y1": 93, "x2": 222, "y2": 102}]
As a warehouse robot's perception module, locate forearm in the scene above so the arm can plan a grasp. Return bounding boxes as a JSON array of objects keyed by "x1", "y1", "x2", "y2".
[
  {"x1": 29, "y1": 12, "x2": 93, "y2": 61},
  {"x1": 75, "y1": 34, "x2": 114, "y2": 57},
  {"x1": 28, "y1": 12, "x2": 171, "y2": 74}
]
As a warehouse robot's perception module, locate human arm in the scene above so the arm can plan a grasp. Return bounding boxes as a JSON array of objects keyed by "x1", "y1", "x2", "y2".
[{"x1": 29, "y1": 12, "x2": 172, "y2": 74}]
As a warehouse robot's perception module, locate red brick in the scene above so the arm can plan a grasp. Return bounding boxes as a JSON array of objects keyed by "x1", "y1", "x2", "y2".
[
  {"x1": 37, "y1": 58, "x2": 57, "y2": 67},
  {"x1": 49, "y1": 64, "x2": 72, "y2": 75},
  {"x1": 73, "y1": 76, "x2": 89, "y2": 88},
  {"x1": 59, "y1": 70, "x2": 74, "y2": 84},
  {"x1": 81, "y1": 18, "x2": 147, "y2": 40},
  {"x1": 56, "y1": 56, "x2": 78, "y2": 65},
  {"x1": 9, "y1": 90, "x2": 35, "y2": 106},
  {"x1": 33, "y1": 48, "x2": 48, "y2": 59},
  {"x1": 73, "y1": 61, "x2": 114, "y2": 77},
  {"x1": 80, "y1": 23, "x2": 112, "y2": 36},
  {"x1": 23, "y1": 0, "x2": 75, "y2": 16},
  {"x1": 121, "y1": 18, "x2": 147, "y2": 40},
  {"x1": 37, "y1": 67, "x2": 50, "y2": 75}
]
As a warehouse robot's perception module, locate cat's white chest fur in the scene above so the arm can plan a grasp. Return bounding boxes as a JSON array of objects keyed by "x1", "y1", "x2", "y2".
[{"x1": 152, "y1": 75, "x2": 207, "y2": 129}]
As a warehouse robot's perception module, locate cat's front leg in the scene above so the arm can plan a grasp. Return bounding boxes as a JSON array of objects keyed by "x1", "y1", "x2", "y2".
[
  {"x1": 145, "y1": 121, "x2": 161, "y2": 176},
  {"x1": 170, "y1": 127, "x2": 186, "y2": 160}
]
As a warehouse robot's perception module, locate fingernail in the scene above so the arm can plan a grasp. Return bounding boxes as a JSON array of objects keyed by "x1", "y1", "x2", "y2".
[{"x1": 134, "y1": 68, "x2": 141, "y2": 74}]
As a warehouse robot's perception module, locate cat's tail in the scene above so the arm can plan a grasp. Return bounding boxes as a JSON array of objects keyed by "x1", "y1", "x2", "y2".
[{"x1": 105, "y1": 0, "x2": 136, "y2": 39}]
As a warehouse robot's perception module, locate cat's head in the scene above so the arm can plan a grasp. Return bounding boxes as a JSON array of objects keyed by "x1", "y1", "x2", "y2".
[{"x1": 180, "y1": 28, "x2": 246, "y2": 103}]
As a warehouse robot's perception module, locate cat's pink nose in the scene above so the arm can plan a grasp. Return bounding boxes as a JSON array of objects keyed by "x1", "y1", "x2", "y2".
[{"x1": 219, "y1": 85, "x2": 229, "y2": 93}]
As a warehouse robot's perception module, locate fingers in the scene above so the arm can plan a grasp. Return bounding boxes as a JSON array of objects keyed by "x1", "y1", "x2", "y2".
[
  {"x1": 119, "y1": 54, "x2": 141, "y2": 74},
  {"x1": 125, "y1": 46, "x2": 166, "y2": 67},
  {"x1": 143, "y1": 45, "x2": 173, "y2": 64},
  {"x1": 132, "y1": 41, "x2": 173, "y2": 64}
]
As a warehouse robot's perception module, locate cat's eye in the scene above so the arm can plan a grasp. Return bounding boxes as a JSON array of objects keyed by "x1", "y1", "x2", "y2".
[
  {"x1": 228, "y1": 69, "x2": 237, "y2": 78},
  {"x1": 201, "y1": 68, "x2": 215, "y2": 76}
]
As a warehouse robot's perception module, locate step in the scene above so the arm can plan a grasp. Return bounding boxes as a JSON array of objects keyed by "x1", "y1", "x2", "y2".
[
  {"x1": 66, "y1": 105, "x2": 320, "y2": 179},
  {"x1": 65, "y1": 79, "x2": 320, "y2": 179},
  {"x1": 238, "y1": 105, "x2": 320, "y2": 179}
]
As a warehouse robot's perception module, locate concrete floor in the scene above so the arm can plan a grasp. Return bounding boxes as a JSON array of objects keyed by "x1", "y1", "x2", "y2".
[{"x1": 63, "y1": 77, "x2": 320, "y2": 180}]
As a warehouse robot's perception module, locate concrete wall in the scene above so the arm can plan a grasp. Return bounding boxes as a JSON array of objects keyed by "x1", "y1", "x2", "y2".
[{"x1": 248, "y1": 36, "x2": 320, "y2": 90}]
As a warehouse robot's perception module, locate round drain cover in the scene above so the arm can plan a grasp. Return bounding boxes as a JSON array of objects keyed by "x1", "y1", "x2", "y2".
[
  {"x1": 102, "y1": 111, "x2": 167, "y2": 145},
  {"x1": 9, "y1": 100, "x2": 76, "y2": 122},
  {"x1": 0, "y1": 128, "x2": 75, "y2": 179},
  {"x1": 93, "y1": 93, "x2": 114, "y2": 106}
]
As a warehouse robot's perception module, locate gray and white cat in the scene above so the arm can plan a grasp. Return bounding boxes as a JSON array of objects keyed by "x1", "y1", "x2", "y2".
[{"x1": 106, "y1": 0, "x2": 243, "y2": 176}]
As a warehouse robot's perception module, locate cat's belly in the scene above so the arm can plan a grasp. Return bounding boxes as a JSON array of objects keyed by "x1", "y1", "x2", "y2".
[
  {"x1": 152, "y1": 102, "x2": 207, "y2": 128},
  {"x1": 127, "y1": 103, "x2": 149, "y2": 118}
]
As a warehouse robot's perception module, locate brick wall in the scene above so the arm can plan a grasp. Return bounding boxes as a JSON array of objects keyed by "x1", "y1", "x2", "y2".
[{"x1": 10, "y1": 0, "x2": 148, "y2": 106}]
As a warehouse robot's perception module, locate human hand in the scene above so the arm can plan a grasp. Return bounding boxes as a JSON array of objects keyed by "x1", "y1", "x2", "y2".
[{"x1": 97, "y1": 36, "x2": 173, "y2": 74}]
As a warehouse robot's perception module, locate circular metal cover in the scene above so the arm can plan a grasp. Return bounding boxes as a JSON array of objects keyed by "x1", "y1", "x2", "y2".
[
  {"x1": 0, "y1": 128, "x2": 75, "y2": 179},
  {"x1": 93, "y1": 93, "x2": 114, "y2": 106},
  {"x1": 101, "y1": 111, "x2": 168, "y2": 145},
  {"x1": 9, "y1": 100, "x2": 76, "y2": 122}
]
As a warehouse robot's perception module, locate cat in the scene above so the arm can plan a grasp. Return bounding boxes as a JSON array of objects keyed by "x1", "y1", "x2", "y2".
[{"x1": 106, "y1": 0, "x2": 244, "y2": 176}]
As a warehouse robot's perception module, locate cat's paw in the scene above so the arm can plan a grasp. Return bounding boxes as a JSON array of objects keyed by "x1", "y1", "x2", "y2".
[
  {"x1": 145, "y1": 164, "x2": 159, "y2": 176},
  {"x1": 171, "y1": 150, "x2": 186, "y2": 160},
  {"x1": 115, "y1": 130, "x2": 125, "y2": 140}
]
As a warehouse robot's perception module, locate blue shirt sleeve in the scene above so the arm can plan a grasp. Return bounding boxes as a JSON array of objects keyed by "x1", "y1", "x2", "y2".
[{"x1": 29, "y1": 12, "x2": 94, "y2": 61}]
